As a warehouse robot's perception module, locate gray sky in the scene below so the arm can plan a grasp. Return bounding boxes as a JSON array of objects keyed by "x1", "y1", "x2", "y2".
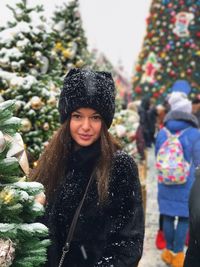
[{"x1": 0, "y1": 0, "x2": 152, "y2": 78}]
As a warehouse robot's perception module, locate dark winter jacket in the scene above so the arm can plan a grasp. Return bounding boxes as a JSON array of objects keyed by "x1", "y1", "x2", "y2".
[
  {"x1": 155, "y1": 110, "x2": 200, "y2": 217},
  {"x1": 184, "y1": 167, "x2": 200, "y2": 267},
  {"x1": 44, "y1": 142, "x2": 144, "y2": 267},
  {"x1": 138, "y1": 96, "x2": 154, "y2": 147},
  {"x1": 147, "y1": 106, "x2": 158, "y2": 144}
]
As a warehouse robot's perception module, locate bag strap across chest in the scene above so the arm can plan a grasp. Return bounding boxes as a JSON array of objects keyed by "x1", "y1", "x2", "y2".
[
  {"x1": 163, "y1": 127, "x2": 190, "y2": 138},
  {"x1": 58, "y1": 172, "x2": 95, "y2": 267}
]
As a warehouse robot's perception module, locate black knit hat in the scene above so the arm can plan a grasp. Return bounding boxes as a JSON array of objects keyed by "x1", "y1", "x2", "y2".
[{"x1": 58, "y1": 68, "x2": 116, "y2": 128}]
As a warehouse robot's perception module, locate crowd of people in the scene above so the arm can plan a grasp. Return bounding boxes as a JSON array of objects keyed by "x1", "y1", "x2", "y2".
[
  {"x1": 31, "y1": 68, "x2": 200, "y2": 267},
  {"x1": 136, "y1": 80, "x2": 200, "y2": 267},
  {"x1": 155, "y1": 80, "x2": 200, "y2": 267}
]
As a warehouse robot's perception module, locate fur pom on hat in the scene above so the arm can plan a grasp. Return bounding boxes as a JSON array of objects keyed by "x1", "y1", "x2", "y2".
[
  {"x1": 168, "y1": 92, "x2": 192, "y2": 113},
  {"x1": 58, "y1": 68, "x2": 116, "y2": 128}
]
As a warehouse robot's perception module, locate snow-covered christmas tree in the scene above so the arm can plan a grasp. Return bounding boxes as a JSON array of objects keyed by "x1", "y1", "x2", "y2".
[
  {"x1": 0, "y1": 0, "x2": 63, "y2": 163},
  {"x1": 109, "y1": 99, "x2": 140, "y2": 162},
  {"x1": 132, "y1": 0, "x2": 200, "y2": 101},
  {"x1": 0, "y1": 100, "x2": 49, "y2": 267},
  {"x1": 52, "y1": 0, "x2": 92, "y2": 74}
]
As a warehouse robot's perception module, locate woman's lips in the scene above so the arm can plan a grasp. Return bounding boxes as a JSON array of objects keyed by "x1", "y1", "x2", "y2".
[{"x1": 79, "y1": 134, "x2": 92, "y2": 140}]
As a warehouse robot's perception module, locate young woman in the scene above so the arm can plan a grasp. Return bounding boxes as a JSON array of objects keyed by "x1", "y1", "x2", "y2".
[{"x1": 31, "y1": 68, "x2": 144, "y2": 267}]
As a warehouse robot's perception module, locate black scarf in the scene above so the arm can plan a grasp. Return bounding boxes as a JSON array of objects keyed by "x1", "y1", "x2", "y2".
[{"x1": 68, "y1": 140, "x2": 101, "y2": 172}]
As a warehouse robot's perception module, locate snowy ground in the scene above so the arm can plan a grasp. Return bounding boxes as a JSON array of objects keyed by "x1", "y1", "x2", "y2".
[{"x1": 138, "y1": 147, "x2": 167, "y2": 267}]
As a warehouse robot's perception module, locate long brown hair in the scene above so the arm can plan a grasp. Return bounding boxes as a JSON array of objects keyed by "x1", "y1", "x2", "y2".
[
  {"x1": 30, "y1": 120, "x2": 120, "y2": 203},
  {"x1": 98, "y1": 123, "x2": 121, "y2": 202}
]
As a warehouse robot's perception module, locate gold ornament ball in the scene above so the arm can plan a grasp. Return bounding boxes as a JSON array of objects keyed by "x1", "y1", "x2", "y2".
[
  {"x1": 196, "y1": 50, "x2": 200, "y2": 56},
  {"x1": 62, "y1": 49, "x2": 73, "y2": 59},
  {"x1": 47, "y1": 95, "x2": 57, "y2": 107},
  {"x1": 43, "y1": 122, "x2": 50, "y2": 131},
  {"x1": 30, "y1": 96, "x2": 43, "y2": 110},
  {"x1": 180, "y1": 72, "x2": 185, "y2": 78},
  {"x1": 4, "y1": 192, "x2": 13, "y2": 204},
  {"x1": 76, "y1": 60, "x2": 84, "y2": 68},
  {"x1": 21, "y1": 118, "x2": 32, "y2": 132},
  {"x1": 55, "y1": 42, "x2": 62, "y2": 51},
  {"x1": 0, "y1": 189, "x2": 14, "y2": 204},
  {"x1": 161, "y1": 52, "x2": 166, "y2": 58}
]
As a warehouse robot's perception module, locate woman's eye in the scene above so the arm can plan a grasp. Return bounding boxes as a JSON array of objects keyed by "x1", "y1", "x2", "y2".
[
  {"x1": 72, "y1": 114, "x2": 81, "y2": 119},
  {"x1": 92, "y1": 115, "x2": 101, "y2": 121}
]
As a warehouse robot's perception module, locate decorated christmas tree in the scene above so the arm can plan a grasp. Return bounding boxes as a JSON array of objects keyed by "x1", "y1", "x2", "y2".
[
  {"x1": 0, "y1": 0, "x2": 63, "y2": 163},
  {"x1": 52, "y1": 0, "x2": 92, "y2": 74},
  {"x1": 109, "y1": 99, "x2": 140, "y2": 162},
  {"x1": 0, "y1": 100, "x2": 49, "y2": 267},
  {"x1": 132, "y1": 0, "x2": 200, "y2": 101}
]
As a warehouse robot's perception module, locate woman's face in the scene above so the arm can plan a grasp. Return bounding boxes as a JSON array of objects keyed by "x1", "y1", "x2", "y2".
[{"x1": 70, "y1": 107, "x2": 102, "y2": 147}]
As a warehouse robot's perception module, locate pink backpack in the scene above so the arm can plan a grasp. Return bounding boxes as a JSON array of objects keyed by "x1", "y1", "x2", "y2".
[{"x1": 156, "y1": 127, "x2": 190, "y2": 185}]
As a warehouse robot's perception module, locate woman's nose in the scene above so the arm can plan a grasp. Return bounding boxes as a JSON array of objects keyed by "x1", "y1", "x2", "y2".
[{"x1": 82, "y1": 118, "x2": 90, "y2": 130}]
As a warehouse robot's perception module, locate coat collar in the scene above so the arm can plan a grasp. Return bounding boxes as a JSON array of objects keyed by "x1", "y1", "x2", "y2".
[
  {"x1": 164, "y1": 110, "x2": 199, "y2": 128},
  {"x1": 69, "y1": 140, "x2": 101, "y2": 171}
]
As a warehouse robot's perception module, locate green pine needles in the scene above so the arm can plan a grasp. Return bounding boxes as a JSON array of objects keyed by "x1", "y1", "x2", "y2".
[{"x1": 0, "y1": 100, "x2": 50, "y2": 267}]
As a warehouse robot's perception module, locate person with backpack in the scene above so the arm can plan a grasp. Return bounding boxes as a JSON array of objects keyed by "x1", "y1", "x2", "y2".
[{"x1": 155, "y1": 80, "x2": 200, "y2": 267}]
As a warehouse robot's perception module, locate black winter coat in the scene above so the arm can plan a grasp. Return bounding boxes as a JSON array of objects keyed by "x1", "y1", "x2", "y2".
[
  {"x1": 44, "y1": 143, "x2": 144, "y2": 267},
  {"x1": 138, "y1": 96, "x2": 153, "y2": 148},
  {"x1": 184, "y1": 167, "x2": 200, "y2": 267}
]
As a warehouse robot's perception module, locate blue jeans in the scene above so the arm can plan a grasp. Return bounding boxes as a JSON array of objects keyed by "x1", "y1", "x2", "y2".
[{"x1": 163, "y1": 215, "x2": 189, "y2": 253}]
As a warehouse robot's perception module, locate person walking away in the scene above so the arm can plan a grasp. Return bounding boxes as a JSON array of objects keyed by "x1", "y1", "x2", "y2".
[
  {"x1": 31, "y1": 68, "x2": 144, "y2": 267},
  {"x1": 155, "y1": 87, "x2": 200, "y2": 267},
  {"x1": 147, "y1": 100, "x2": 160, "y2": 146},
  {"x1": 138, "y1": 95, "x2": 153, "y2": 148},
  {"x1": 155, "y1": 81, "x2": 191, "y2": 251}
]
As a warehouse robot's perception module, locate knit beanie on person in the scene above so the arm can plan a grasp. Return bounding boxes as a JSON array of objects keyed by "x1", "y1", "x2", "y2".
[
  {"x1": 168, "y1": 92, "x2": 192, "y2": 113},
  {"x1": 170, "y1": 80, "x2": 191, "y2": 96},
  {"x1": 58, "y1": 68, "x2": 116, "y2": 128}
]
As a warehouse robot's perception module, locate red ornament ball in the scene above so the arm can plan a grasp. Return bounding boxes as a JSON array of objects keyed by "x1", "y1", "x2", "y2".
[
  {"x1": 153, "y1": 92, "x2": 160, "y2": 98},
  {"x1": 196, "y1": 32, "x2": 200, "y2": 38},
  {"x1": 135, "y1": 86, "x2": 142, "y2": 94}
]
